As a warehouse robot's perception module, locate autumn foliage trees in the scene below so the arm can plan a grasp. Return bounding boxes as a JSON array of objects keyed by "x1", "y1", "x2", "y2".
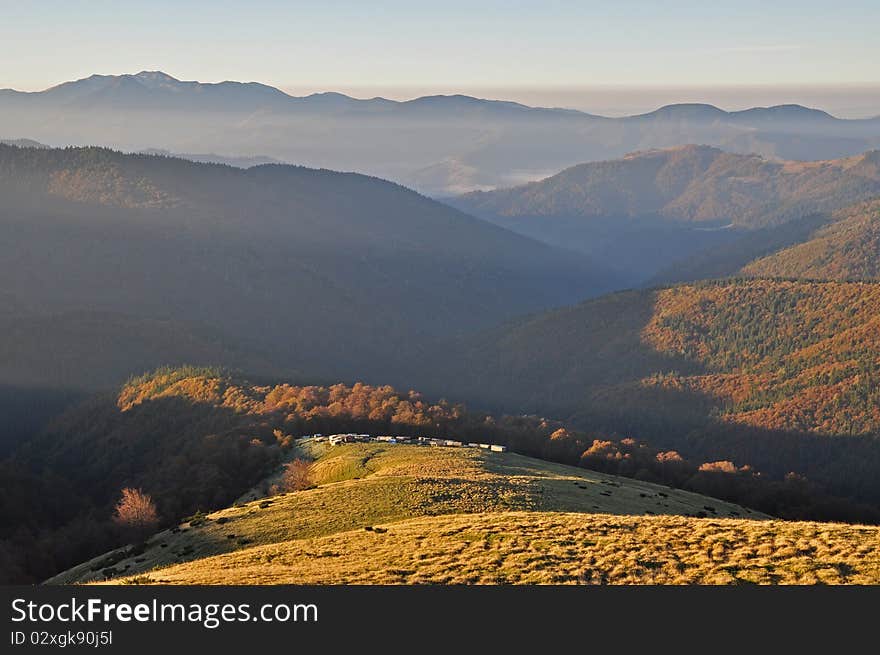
[
  {"x1": 280, "y1": 459, "x2": 313, "y2": 492},
  {"x1": 640, "y1": 279, "x2": 880, "y2": 435},
  {"x1": 742, "y1": 199, "x2": 880, "y2": 281},
  {"x1": 112, "y1": 488, "x2": 159, "y2": 542}
]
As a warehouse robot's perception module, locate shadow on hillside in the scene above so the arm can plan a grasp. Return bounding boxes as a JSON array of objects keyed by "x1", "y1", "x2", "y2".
[
  {"x1": 566, "y1": 384, "x2": 880, "y2": 492},
  {"x1": 418, "y1": 283, "x2": 880, "y2": 516},
  {"x1": 419, "y1": 287, "x2": 705, "y2": 414},
  {"x1": 3, "y1": 391, "x2": 287, "y2": 584},
  {"x1": 0, "y1": 384, "x2": 87, "y2": 456},
  {"x1": 15, "y1": 386, "x2": 507, "y2": 530},
  {"x1": 650, "y1": 212, "x2": 833, "y2": 285}
]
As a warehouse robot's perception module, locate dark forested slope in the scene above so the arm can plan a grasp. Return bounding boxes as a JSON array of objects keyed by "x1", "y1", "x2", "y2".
[{"x1": 0, "y1": 145, "x2": 618, "y2": 392}]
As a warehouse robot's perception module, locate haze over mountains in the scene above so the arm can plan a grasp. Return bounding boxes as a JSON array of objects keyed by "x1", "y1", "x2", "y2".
[
  {"x1": 0, "y1": 144, "x2": 617, "y2": 394},
  {"x1": 3, "y1": 139, "x2": 281, "y2": 169},
  {"x1": 6, "y1": 0, "x2": 880, "y2": 598},
  {"x1": 3, "y1": 140, "x2": 880, "y2": 400},
  {"x1": 3, "y1": 71, "x2": 880, "y2": 195},
  {"x1": 5, "y1": 69, "x2": 880, "y2": 589},
  {"x1": 453, "y1": 145, "x2": 880, "y2": 281}
]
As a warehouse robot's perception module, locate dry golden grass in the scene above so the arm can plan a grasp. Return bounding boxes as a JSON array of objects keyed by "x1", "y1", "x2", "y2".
[
  {"x1": 112, "y1": 512, "x2": 880, "y2": 585},
  {"x1": 50, "y1": 443, "x2": 761, "y2": 584}
]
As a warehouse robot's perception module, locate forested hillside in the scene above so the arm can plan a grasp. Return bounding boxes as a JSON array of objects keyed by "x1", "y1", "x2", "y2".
[
  {"x1": 430, "y1": 279, "x2": 880, "y2": 516},
  {"x1": 456, "y1": 146, "x2": 880, "y2": 229},
  {"x1": 0, "y1": 145, "x2": 617, "y2": 395},
  {"x1": 451, "y1": 146, "x2": 880, "y2": 280},
  {"x1": 741, "y1": 199, "x2": 880, "y2": 280}
]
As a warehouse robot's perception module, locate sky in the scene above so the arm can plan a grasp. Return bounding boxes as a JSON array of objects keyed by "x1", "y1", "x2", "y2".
[{"x1": 2, "y1": 0, "x2": 879, "y2": 116}]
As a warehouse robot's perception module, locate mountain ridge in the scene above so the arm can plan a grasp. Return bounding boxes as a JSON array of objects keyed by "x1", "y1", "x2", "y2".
[
  {"x1": 4, "y1": 71, "x2": 878, "y2": 196},
  {"x1": 455, "y1": 144, "x2": 880, "y2": 227},
  {"x1": 1, "y1": 71, "x2": 861, "y2": 122},
  {"x1": 1, "y1": 71, "x2": 587, "y2": 116},
  {"x1": 449, "y1": 145, "x2": 880, "y2": 281}
]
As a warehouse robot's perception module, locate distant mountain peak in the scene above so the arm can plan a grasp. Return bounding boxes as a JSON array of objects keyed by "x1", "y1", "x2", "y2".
[
  {"x1": 631, "y1": 103, "x2": 839, "y2": 123},
  {"x1": 130, "y1": 71, "x2": 182, "y2": 89},
  {"x1": 638, "y1": 103, "x2": 728, "y2": 120},
  {"x1": 133, "y1": 71, "x2": 180, "y2": 83},
  {"x1": 305, "y1": 91, "x2": 352, "y2": 99},
  {"x1": 404, "y1": 94, "x2": 532, "y2": 111},
  {"x1": 406, "y1": 94, "x2": 496, "y2": 108},
  {"x1": 0, "y1": 137, "x2": 49, "y2": 149},
  {"x1": 412, "y1": 94, "x2": 485, "y2": 103},
  {"x1": 300, "y1": 91, "x2": 363, "y2": 104},
  {"x1": 730, "y1": 104, "x2": 835, "y2": 121}
]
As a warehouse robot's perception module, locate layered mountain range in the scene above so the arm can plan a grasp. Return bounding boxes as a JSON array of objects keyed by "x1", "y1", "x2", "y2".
[
  {"x1": 4, "y1": 75, "x2": 880, "y2": 587},
  {"x1": 3, "y1": 71, "x2": 879, "y2": 195}
]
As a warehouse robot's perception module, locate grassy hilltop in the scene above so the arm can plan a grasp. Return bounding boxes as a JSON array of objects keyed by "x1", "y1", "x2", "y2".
[
  {"x1": 49, "y1": 440, "x2": 880, "y2": 586},
  {"x1": 50, "y1": 441, "x2": 764, "y2": 584}
]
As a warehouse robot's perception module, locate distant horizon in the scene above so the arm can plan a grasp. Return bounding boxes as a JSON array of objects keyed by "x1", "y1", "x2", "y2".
[
  {"x1": 2, "y1": 1, "x2": 878, "y2": 115},
  {"x1": 4, "y1": 70, "x2": 879, "y2": 119},
  {"x1": 285, "y1": 83, "x2": 880, "y2": 119}
]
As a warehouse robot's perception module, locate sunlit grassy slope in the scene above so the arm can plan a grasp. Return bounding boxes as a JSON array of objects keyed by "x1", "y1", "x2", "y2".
[
  {"x1": 49, "y1": 443, "x2": 762, "y2": 584},
  {"x1": 113, "y1": 512, "x2": 880, "y2": 585},
  {"x1": 60, "y1": 443, "x2": 880, "y2": 585}
]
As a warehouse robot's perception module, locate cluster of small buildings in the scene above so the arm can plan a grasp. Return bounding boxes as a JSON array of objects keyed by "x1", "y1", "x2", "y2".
[{"x1": 311, "y1": 433, "x2": 508, "y2": 452}]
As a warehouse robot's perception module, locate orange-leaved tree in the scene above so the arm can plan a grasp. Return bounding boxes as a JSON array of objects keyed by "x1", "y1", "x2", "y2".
[
  {"x1": 112, "y1": 487, "x2": 159, "y2": 542},
  {"x1": 280, "y1": 459, "x2": 314, "y2": 492}
]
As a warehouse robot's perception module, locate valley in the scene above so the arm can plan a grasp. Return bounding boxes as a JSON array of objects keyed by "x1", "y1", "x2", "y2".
[
  {"x1": 0, "y1": 144, "x2": 618, "y2": 397},
  {"x1": 452, "y1": 145, "x2": 880, "y2": 282}
]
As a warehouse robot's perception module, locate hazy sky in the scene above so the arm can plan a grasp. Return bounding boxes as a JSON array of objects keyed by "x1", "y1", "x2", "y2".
[{"x1": 2, "y1": 1, "x2": 878, "y2": 116}]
